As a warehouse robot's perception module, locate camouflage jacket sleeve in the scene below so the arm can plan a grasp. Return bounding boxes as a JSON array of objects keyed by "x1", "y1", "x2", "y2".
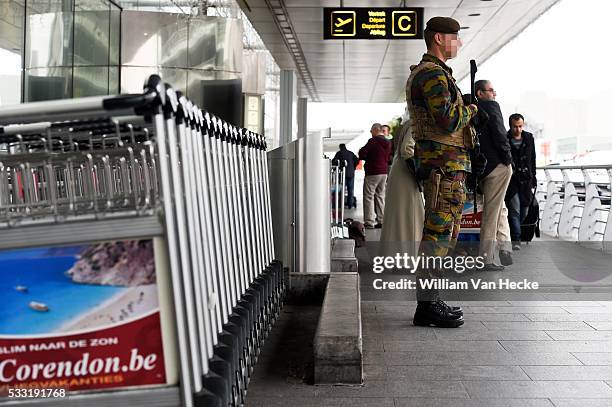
[{"x1": 421, "y1": 66, "x2": 477, "y2": 133}]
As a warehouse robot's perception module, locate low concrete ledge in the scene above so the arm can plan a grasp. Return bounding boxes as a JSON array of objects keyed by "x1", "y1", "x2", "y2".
[
  {"x1": 314, "y1": 272, "x2": 362, "y2": 384},
  {"x1": 285, "y1": 272, "x2": 329, "y2": 305},
  {"x1": 331, "y1": 239, "x2": 358, "y2": 272}
]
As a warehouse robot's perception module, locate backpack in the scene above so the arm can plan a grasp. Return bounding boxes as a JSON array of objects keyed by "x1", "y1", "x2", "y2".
[{"x1": 344, "y1": 218, "x2": 366, "y2": 247}]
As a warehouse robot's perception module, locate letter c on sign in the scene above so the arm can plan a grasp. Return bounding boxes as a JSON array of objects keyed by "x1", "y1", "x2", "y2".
[
  {"x1": 0, "y1": 359, "x2": 16, "y2": 382},
  {"x1": 398, "y1": 15, "x2": 412, "y2": 31}
]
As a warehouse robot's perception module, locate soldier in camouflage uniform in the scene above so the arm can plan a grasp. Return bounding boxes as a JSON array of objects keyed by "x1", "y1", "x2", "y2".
[{"x1": 406, "y1": 17, "x2": 479, "y2": 328}]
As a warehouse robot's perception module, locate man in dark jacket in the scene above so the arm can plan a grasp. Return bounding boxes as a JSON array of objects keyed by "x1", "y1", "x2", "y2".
[
  {"x1": 359, "y1": 123, "x2": 392, "y2": 228},
  {"x1": 473, "y1": 80, "x2": 513, "y2": 269},
  {"x1": 505, "y1": 113, "x2": 537, "y2": 250},
  {"x1": 332, "y1": 144, "x2": 359, "y2": 209}
]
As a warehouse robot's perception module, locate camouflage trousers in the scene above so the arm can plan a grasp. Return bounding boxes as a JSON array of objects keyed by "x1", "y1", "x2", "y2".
[
  {"x1": 416, "y1": 170, "x2": 466, "y2": 301},
  {"x1": 419, "y1": 170, "x2": 466, "y2": 257}
]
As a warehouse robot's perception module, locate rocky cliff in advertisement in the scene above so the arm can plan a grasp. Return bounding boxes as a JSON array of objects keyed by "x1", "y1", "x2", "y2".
[{"x1": 66, "y1": 240, "x2": 156, "y2": 286}]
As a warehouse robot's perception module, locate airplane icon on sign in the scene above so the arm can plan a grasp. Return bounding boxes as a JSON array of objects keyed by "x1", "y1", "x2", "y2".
[
  {"x1": 331, "y1": 11, "x2": 356, "y2": 37},
  {"x1": 335, "y1": 17, "x2": 352, "y2": 28}
]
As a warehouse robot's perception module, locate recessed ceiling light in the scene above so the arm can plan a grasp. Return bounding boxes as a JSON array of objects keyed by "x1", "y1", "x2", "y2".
[{"x1": 468, "y1": 13, "x2": 481, "y2": 16}]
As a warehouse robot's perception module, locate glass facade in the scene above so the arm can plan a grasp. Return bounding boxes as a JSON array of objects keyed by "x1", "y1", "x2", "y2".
[
  {"x1": 205, "y1": 0, "x2": 281, "y2": 149},
  {"x1": 23, "y1": 0, "x2": 121, "y2": 102},
  {"x1": 0, "y1": 0, "x2": 280, "y2": 146}
]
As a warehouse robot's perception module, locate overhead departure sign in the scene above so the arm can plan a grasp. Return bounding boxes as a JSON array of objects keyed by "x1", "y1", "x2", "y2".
[{"x1": 324, "y1": 8, "x2": 424, "y2": 40}]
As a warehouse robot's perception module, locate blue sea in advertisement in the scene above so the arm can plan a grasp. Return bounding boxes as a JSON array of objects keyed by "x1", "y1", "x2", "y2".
[{"x1": 0, "y1": 246, "x2": 126, "y2": 335}]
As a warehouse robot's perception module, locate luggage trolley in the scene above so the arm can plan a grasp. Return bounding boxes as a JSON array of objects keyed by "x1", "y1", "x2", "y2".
[
  {"x1": 0, "y1": 75, "x2": 284, "y2": 406},
  {"x1": 330, "y1": 161, "x2": 348, "y2": 239}
]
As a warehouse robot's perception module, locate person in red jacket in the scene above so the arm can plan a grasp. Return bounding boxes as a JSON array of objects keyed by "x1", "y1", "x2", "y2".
[{"x1": 359, "y1": 123, "x2": 392, "y2": 228}]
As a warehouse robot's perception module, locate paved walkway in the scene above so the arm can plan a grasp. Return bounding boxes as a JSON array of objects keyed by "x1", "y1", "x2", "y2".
[
  {"x1": 359, "y1": 298, "x2": 612, "y2": 407},
  {"x1": 247, "y1": 250, "x2": 612, "y2": 406},
  {"x1": 246, "y1": 170, "x2": 612, "y2": 407}
]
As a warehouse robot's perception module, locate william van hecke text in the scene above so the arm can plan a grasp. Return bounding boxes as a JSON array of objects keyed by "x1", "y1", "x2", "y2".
[{"x1": 372, "y1": 278, "x2": 539, "y2": 290}]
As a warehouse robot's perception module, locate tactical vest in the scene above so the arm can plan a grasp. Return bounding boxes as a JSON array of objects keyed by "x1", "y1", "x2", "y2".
[{"x1": 405, "y1": 61, "x2": 475, "y2": 149}]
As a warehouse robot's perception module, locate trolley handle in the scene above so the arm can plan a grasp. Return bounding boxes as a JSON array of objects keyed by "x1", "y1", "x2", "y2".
[
  {"x1": 102, "y1": 92, "x2": 156, "y2": 111},
  {"x1": 0, "y1": 94, "x2": 152, "y2": 126},
  {"x1": 0, "y1": 75, "x2": 165, "y2": 126}
]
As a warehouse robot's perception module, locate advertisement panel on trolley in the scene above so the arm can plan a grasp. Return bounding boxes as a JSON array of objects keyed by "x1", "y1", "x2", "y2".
[{"x1": 0, "y1": 239, "x2": 169, "y2": 395}]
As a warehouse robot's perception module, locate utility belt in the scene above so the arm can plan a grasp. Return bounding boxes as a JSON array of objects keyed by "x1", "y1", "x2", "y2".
[{"x1": 422, "y1": 169, "x2": 466, "y2": 213}]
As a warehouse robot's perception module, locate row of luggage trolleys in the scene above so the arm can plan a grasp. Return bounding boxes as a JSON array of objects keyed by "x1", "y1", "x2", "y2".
[
  {"x1": 0, "y1": 75, "x2": 283, "y2": 406},
  {"x1": 330, "y1": 162, "x2": 348, "y2": 239}
]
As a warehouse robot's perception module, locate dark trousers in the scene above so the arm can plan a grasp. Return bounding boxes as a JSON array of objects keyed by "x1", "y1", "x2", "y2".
[
  {"x1": 506, "y1": 192, "x2": 528, "y2": 242},
  {"x1": 345, "y1": 175, "x2": 355, "y2": 208}
]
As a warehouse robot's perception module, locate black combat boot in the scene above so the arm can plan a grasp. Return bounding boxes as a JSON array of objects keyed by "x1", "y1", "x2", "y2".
[
  {"x1": 436, "y1": 299, "x2": 463, "y2": 316},
  {"x1": 413, "y1": 301, "x2": 464, "y2": 328}
]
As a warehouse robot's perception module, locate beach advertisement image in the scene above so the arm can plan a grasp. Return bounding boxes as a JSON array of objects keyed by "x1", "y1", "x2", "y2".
[{"x1": 0, "y1": 239, "x2": 167, "y2": 395}]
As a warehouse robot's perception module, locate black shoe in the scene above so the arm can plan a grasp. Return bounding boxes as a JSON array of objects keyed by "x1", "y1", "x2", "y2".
[
  {"x1": 413, "y1": 301, "x2": 464, "y2": 328},
  {"x1": 499, "y1": 250, "x2": 513, "y2": 266},
  {"x1": 512, "y1": 242, "x2": 521, "y2": 251},
  {"x1": 437, "y1": 299, "x2": 463, "y2": 316},
  {"x1": 374, "y1": 223, "x2": 383, "y2": 229},
  {"x1": 482, "y1": 263, "x2": 505, "y2": 272}
]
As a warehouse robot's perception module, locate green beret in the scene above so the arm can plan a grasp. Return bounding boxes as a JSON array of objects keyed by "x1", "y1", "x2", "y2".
[{"x1": 425, "y1": 16, "x2": 460, "y2": 34}]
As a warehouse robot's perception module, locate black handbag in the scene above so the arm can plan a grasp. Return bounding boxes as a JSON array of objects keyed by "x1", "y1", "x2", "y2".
[{"x1": 521, "y1": 190, "x2": 540, "y2": 242}]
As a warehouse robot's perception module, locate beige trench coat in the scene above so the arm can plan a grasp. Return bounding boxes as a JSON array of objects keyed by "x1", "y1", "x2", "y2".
[{"x1": 380, "y1": 120, "x2": 424, "y2": 257}]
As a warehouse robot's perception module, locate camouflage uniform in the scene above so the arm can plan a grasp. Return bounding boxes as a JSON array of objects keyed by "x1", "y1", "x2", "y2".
[{"x1": 406, "y1": 54, "x2": 477, "y2": 260}]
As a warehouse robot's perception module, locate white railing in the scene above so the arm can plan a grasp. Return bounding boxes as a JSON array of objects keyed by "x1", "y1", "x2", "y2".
[{"x1": 537, "y1": 165, "x2": 612, "y2": 251}]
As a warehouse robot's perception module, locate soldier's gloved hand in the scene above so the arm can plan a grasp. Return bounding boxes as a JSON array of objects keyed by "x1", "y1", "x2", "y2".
[{"x1": 471, "y1": 152, "x2": 487, "y2": 176}]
